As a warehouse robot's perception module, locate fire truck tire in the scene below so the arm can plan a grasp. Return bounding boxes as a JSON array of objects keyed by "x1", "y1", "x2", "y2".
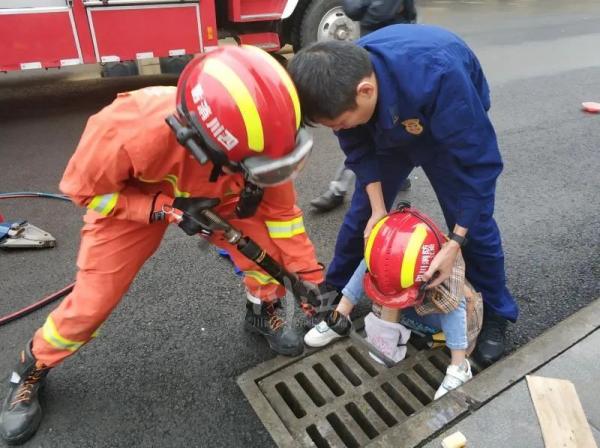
[
  {"x1": 298, "y1": 0, "x2": 358, "y2": 49},
  {"x1": 289, "y1": 0, "x2": 311, "y2": 52},
  {"x1": 100, "y1": 61, "x2": 139, "y2": 78},
  {"x1": 159, "y1": 55, "x2": 192, "y2": 75}
]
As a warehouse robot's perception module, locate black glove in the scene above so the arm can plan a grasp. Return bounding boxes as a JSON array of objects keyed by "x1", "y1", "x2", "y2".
[
  {"x1": 291, "y1": 279, "x2": 321, "y2": 307},
  {"x1": 316, "y1": 282, "x2": 342, "y2": 311},
  {"x1": 292, "y1": 280, "x2": 340, "y2": 313},
  {"x1": 172, "y1": 197, "x2": 220, "y2": 236}
]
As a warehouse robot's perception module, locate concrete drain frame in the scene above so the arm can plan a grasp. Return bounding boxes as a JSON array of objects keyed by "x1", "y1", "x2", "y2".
[
  {"x1": 237, "y1": 318, "x2": 481, "y2": 448},
  {"x1": 238, "y1": 300, "x2": 600, "y2": 448}
]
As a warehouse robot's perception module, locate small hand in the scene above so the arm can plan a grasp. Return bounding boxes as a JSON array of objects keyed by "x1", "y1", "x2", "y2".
[
  {"x1": 422, "y1": 240, "x2": 460, "y2": 288},
  {"x1": 364, "y1": 209, "x2": 387, "y2": 241}
]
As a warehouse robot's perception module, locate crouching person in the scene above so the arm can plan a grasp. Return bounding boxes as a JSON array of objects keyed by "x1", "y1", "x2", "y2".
[
  {"x1": 0, "y1": 46, "x2": 323, "y2": 445},
  {"x1": 305, "y1": 205, "x2": 483, "y2": 399}
]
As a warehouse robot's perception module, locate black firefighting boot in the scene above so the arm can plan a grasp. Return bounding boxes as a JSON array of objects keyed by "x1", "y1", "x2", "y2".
[
  {"x1": 0, "y1": 342, "x2": 49, "y2": 445},
  {"x1": 244, "y1": 300, "x2": 304, "y2": 357},
  {"x1": 473, "y1": 312, "x2": 509, "y2": 367}
]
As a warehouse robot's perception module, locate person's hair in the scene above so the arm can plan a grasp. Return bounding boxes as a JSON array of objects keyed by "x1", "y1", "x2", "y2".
[{"x1": 287, "y1": 40, "x2": 373, "y2": 124}]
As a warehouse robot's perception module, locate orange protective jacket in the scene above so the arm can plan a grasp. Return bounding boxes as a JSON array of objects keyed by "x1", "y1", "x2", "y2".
[{"x1": 60, "y1": 86, "x2": 323, "y2": 291}]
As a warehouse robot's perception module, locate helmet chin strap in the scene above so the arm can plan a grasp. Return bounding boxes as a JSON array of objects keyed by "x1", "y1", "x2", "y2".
[
  {"x1": 165, "y1": 113, "x2": 242, "y2": 182},
  {"x1": 165, "y1": 113, "x2": 264, "y2": 217}
]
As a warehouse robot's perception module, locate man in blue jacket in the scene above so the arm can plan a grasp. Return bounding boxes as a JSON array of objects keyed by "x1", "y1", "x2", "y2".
[{"x1": 288, "y1": 24, "x2": 518, "y2": 365}]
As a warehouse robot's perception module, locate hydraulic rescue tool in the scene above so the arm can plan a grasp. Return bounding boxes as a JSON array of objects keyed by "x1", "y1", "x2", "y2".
[
  {"x1": 163, "y1": 204, "x2": 325, "y2": 312},
  {"x1": 0, "y1": 220, "x2": 56, "y2": 249},
  {"x1": 0, "y1": 192, "x2": 74, "y2": 326}
]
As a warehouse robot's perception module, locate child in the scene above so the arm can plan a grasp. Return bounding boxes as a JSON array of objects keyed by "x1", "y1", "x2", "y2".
[{"x1": 305, "y1": 206, "x2": 483, "y2": 399}]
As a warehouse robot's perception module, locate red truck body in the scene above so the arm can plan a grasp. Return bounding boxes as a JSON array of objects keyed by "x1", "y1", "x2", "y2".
[{"x1": 0, "y1": 0, "x2": 291, "y2": 72}]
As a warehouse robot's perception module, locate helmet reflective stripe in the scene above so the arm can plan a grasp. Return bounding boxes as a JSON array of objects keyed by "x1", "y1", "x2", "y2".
[
  {"x1": 87, "y1": 192, "x2": 119, "y2": 216},
  {"x1": 400, "y1": 223, "x2": 428, "y2": 288},
  {"x1": 203, "y1": 58, "x2": 264, "y2": 152},
  {"x1": 265, "y1": 216, "x2": 305, "y2": 238},
  {"x1": 365, "y1": 216, "x2": 389, "y2": 271},
  {"x1": 242, "y1": 45, "x2": 301, "y2": 130},
  {"x1": 42, "y1": 316, "x2": 86, "y2": 351}
]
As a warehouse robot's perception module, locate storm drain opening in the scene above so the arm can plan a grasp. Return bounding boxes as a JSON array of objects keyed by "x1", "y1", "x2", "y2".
[
  {"x1": 239, "y1": 319, "x2": 484, "y2": 447},
  {"x1": 275, "y1": 381, "x2": 306, "y2": 419},
  {"x1": 363, "y1": 391, "x2": 398, "y2": 427},
  {"x1": 313, "y1": 363, "x2": 344, "y2": 397}
]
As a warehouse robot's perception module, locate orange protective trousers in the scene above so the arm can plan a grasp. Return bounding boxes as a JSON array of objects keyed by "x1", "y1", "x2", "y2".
[{"x1": 31, "y1": 87, "x2": 323, "y2": 367}]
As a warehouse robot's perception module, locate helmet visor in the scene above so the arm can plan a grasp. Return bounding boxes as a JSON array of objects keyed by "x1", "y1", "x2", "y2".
[{"x1": 240, "y1": 128, "x2": 313, "y2": 187}]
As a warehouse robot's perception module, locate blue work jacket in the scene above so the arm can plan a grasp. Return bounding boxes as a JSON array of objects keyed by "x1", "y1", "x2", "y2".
[{"x1": 338, "y1": 24, "x2": 503, "y2": 229}]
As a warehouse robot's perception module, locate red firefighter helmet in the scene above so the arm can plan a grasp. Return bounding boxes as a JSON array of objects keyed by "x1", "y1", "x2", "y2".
[
  {"x1": 172, "y1": 45, "x2": 312, "y2": 186},
  {"x1": 363, "y1": 205, "x2": 448, "y2": 309}
]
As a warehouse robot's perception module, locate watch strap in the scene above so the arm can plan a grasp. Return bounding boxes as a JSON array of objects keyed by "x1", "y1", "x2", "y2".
[{"x1": 447, "y1": 232, "x2": 467, "y2": 247}]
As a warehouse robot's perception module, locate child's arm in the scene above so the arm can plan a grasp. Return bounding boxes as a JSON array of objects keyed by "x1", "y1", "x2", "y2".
[{"x1": 337, "y1": 259, "x2": 369, "y2": 314}]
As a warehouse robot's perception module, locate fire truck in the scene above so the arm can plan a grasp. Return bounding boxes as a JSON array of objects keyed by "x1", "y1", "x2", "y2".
[{"x1": 0, "y1": 0, "x2": 360, "y2": 75}]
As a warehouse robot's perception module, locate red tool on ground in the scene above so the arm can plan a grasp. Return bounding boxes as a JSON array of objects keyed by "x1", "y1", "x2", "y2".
[{"x1": 581, "y1": 102, "x2": 600, "y2": 113}]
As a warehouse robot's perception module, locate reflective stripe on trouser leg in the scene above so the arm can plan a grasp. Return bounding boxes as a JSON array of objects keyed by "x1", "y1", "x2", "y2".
[
  {"x1": 264, "y1": 216, "x2": 305, "y2": 239},
  {"x1": 244, "y1": 270, "x2": 280, "y2": 286},
  {"x1": 209, "y1": 214, "x2": 318, "y2": 303},
  {"x1": 244, "y1": 270, "x2": 282, "y2": 303},
  {"x1": 32, "y1": 212, "x2": 168, "y2": 367},
  {"x1": 41, "y1": 315, "x2": 88, "y2": 352}
]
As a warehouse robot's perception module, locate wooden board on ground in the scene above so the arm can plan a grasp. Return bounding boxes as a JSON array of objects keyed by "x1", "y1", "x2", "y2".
[{"x1": 526, "y1": 375, "x2": 597, "y2": 448}]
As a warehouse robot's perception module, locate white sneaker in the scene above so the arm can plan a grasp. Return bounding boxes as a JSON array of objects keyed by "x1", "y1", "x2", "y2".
[
  {"x1": 434, "y1": 359, "x2": 473, "y2": 400},
  {"x1": 304, "y1": 312, "x2": 350, "y2": 348}
]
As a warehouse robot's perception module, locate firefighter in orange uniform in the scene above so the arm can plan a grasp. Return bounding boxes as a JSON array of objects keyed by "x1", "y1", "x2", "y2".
[{"x1": 0, "y1": 46, "x2": 323, "y2": 445}]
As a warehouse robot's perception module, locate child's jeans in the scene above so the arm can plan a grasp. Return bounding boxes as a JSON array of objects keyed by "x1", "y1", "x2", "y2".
[{"x1": 342, "y1": 260, "x2": 468, "y2": 350}]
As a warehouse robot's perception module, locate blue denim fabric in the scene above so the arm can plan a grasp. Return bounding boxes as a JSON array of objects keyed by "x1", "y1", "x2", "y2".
[{"x1": 342, "y1": 259, "x2": 468, "y2": 350}]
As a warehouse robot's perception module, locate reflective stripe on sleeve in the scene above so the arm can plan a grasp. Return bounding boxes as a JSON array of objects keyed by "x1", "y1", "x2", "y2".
[
  {"x1": 265, "y1": 216, "x2": 305, "y2": 239},
  {"x1": 162, "y1": 174, "x2": 191, "y2": 198},
  {"x1": 42, "y1": 316, "x2": 87, "y2": 352},
  {"x1": 87, "y1": 192, "x2": 119, "y2": 216},
  {"x1": 244, "y1": 270, "x2": 280, "y2": 286},
  {"x1": 138, "y1": 174, "x2": 190, "y2": 198}
]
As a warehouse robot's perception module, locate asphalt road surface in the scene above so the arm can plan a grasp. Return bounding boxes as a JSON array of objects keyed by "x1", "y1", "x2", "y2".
[{"x1": 1, "y1": 0, "x2": 599, "y2": 446}]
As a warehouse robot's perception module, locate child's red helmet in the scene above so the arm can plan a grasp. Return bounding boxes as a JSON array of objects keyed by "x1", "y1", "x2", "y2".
[
  {"x1": 363, "y1": 205, "x2": 448, "y2": 309},
  {"x1": 172, "y1": 45, "x2": 311, "y2": 186}
]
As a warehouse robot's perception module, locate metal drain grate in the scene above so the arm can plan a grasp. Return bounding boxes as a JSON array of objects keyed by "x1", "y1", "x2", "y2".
[{"x1": 238, "y1": 320, "x2": 482, "y2": 448}]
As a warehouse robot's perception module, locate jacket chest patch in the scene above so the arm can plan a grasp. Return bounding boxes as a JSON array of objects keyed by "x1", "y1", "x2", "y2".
[{"x1": 401, "y1": 118, "x2": 423, "y2": 135}]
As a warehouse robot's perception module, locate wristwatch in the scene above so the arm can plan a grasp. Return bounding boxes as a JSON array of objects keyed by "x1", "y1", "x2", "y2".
[{"x1": 447, "y1": 232, "x2": 468, "y2": 247}]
